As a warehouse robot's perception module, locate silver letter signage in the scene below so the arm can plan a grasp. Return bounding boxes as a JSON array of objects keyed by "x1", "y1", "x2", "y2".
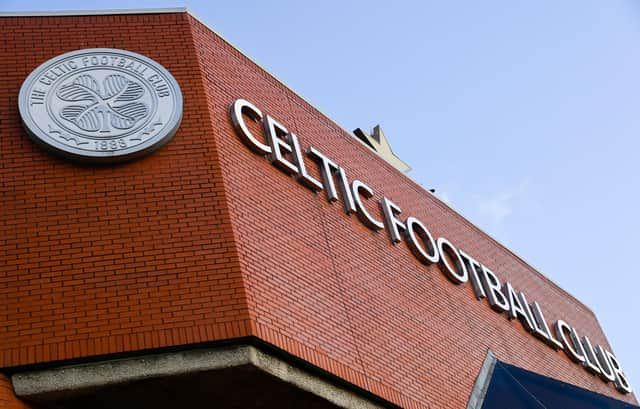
[
  {"x1": 228, "y1": 98, "x2": 634, "y2": 394},
  {"x1": 19, "y1": 48, "x2": 183, "y2": 163}
]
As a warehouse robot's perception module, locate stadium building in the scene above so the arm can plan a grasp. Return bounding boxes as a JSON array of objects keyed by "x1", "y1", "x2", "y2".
[{"x1": 0, "y1": 8, "x2": 637, "y2": 409}]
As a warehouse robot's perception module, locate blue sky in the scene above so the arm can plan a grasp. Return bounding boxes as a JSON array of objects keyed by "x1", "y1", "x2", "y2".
[{"x1": 3, "y1": 0, "x2": 639, "y2": 393}]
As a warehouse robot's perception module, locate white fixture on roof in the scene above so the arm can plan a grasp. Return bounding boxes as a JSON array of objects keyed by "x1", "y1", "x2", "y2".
[{"x1": 353, "y1": 125, "x2": 411, "y2": 173}]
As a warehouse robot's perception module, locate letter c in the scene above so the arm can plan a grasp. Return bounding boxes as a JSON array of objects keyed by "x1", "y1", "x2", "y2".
[{"x1": 229, "y1": 99, "x2": 271, "y2": 154}]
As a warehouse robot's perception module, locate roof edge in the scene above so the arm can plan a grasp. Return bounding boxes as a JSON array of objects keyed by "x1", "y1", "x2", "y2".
[{"x1": 0, "y1": 7, "x2": 187, "y2": 17}]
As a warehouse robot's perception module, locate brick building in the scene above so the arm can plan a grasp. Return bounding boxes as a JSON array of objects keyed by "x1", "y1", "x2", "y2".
[{"x1": 0, "y1": 8, "x2": 637, "y2": 409}]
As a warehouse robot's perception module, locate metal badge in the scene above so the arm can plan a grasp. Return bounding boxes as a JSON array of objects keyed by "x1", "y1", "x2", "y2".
[{"x1": 19, "y1": 48, "x2": 183, "y2": 163}]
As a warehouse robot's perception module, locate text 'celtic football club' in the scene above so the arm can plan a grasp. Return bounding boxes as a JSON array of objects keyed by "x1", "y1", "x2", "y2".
[{"x1": 229, "y1": 98, "x2": 633, "y2": 395}]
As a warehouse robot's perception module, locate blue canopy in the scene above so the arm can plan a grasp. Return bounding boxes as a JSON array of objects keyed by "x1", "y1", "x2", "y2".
[{"x1": 481, "y1": 361, "x2": 639, "y2": 409}]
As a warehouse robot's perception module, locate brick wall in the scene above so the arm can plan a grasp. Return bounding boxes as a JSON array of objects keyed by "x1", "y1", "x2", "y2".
[
  {"x1": 0, "y1": 12, "x2": 251, "y2": 369},
  {"x1": 188, "y1": 15, "x2": 637, "y2": 408},
  {"x1": 0, "y1": 11, "x2": 635, "y2": 408},
  {"x1": 0, "y1": 375, "x2": 34, "y2": 409}
]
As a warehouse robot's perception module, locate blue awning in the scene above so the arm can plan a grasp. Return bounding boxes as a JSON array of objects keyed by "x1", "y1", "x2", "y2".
[{"x1": 481, "y1": 360, "x2": 639, "y2": 409}]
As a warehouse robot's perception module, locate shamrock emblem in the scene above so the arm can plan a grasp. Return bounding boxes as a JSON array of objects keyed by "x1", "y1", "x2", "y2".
[{"x1": 57, "y1": 74, "x2": 149, "y2": 133}]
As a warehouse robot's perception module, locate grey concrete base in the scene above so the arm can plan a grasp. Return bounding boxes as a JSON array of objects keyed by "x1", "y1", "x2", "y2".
[{"x1": 12, "y1": 345, "x2": 387, "y2": 409}]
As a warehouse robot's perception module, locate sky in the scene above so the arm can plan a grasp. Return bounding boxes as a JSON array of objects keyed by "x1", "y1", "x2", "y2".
[{"x1": 2, "y1": 0, "x2": 639, "y2": 394}]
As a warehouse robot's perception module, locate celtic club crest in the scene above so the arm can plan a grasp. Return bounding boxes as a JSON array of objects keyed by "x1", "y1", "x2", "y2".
[{"x1": 18, "y1": 48, "x2": 183, "y2": 163}]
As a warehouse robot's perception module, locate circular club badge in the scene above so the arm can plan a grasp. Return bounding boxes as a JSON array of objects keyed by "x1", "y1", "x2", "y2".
[{"x1": 19, "y1": 48, "x2": 183, "y2": 163}]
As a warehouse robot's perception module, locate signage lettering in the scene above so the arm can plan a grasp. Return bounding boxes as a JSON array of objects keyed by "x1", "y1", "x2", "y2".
[{"x1": 229, "y1": 98, "x2": 633, "y2": 394}]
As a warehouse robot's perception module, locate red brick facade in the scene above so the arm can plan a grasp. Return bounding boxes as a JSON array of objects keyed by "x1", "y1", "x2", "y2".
[
  {"x1": 0, "y1": 375, "x2": 33, "y2": 409},
  {"x1": 0, "y1": 10, "x2": 635, "y2": 408}
]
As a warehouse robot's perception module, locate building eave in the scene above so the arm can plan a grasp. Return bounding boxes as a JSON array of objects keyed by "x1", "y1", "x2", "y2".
[{"x1": 0, "y1": 7, "x2": 187, "y2": 17}]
